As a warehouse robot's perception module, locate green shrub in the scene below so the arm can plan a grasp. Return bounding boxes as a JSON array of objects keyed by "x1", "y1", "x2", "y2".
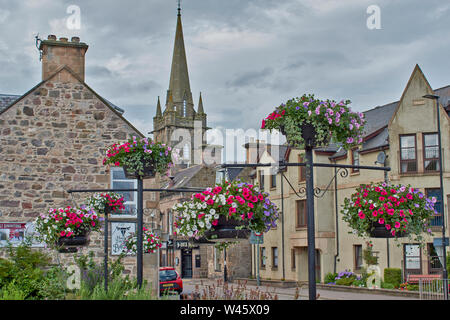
[
  {"x1": 384, "y1": 268, "x2": 402, "y2": 288},
  {"x1": 324, "y1": 272, "x2": 338, "y2": 284},
  {"x1": 0, "y1": 240, "x2": 69, "y2": 300},
  {"x1": 381, "y1": 282, "x2": 395, "y2": 289},
  {"x1": 335, "y1": 277, "x2": 355, "y2": 286},
  {"x1": 0, "y1": 281, "x2": 27, "y2": 300}
]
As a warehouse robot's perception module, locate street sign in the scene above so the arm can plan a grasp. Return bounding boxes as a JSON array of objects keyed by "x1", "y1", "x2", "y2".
[{"x1": 249, "y1": 231, "x2": 264, "y2": 244}]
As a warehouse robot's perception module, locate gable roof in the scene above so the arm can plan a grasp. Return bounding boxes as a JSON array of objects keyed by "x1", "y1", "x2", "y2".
[
  {"x1": 0, "y1": 65, "x2": 143, "y2": 137},
  {"x1": 328, "y1": 67, "x2": 449, "y2": 159}
]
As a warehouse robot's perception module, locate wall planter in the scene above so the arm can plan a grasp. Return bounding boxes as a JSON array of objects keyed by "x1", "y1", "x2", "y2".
[
  {"x1": 341, "y1": 182, "x2": 437, "y2": 242},
  {"x1": 103, "y1": 136, "x2": 175, "y2": 179},
  {"x1": 172, "y1": 180, "x2": 279, "y2": 242}
]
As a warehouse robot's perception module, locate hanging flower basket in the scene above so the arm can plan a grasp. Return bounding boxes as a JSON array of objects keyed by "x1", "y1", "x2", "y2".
[
  {"x1": 172, "y1": 180, "x2": 279, "y2": 242},
  {"x1": 123, "y1": 160, "x2": 155, "y2": 179},
  {"x1": 103, "y1": 136, "x2": 175, "y2": 179},
  {"x1": 203, "y1": 215, "x2": 251, "y2": 241},
  {"x1": 341, "y1": 182, "x2": 436, "y2": 241},
  {"x1": 86, "y1": 192, "x2": 125, "y2": 216},
  {"x1": 124, "y1": 227, "x2": 162, "y2": 254},
  {"x1": 262, "y1": 94, "x2": 365, "y2": 149},
  {"x1": 34, "y1": 205, "x2": 101, "y2": 251}
]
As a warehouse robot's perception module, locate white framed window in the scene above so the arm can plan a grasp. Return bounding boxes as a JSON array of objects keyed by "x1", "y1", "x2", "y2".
[{"x1": 110, "y1": 167, "x2": 137, "y2": 217}]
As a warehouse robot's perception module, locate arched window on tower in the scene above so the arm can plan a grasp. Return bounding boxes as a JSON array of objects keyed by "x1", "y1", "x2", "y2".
[{"x1": 183, "y1": 100, "x2": 187, "y2": 117}]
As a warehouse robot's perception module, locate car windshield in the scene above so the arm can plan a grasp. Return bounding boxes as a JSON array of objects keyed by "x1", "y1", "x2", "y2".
[{"x1": 160, "y1": 269, "x2": 177, "y2": 281}]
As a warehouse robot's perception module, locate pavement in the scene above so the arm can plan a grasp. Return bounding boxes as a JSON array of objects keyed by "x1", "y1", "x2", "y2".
[{"x1": 181, "y1": 278, "x2": 420, "y2": 300}]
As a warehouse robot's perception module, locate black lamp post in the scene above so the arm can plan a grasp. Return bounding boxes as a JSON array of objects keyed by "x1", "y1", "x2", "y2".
[{"x1": 423, "y1": 94, "x2": 448, "y2": 300}]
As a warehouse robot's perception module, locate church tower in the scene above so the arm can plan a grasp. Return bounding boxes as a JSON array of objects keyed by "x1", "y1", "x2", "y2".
[{"x1": 152, "y1": 4, "x2": 209, "y2": 167}]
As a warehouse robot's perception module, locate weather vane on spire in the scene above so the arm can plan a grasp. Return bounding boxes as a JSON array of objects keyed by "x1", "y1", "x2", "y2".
[{"x1": 177, "y1": 0, "x2": 181, "y2": 16}]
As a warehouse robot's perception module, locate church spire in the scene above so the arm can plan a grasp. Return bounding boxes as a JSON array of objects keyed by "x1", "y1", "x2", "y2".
[
  {"x1": 197, "y1": 92, "x2": 204, "y2": 114},
  {"x1": 167, "y1": 3, "x2": 191, "y2": 105},
  {"x1": 156, "y1": 96, "x2": 162, "y2": 117}
]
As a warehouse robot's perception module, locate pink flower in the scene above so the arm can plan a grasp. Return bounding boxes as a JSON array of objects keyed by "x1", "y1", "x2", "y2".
[
  {"x1": 248, "y1": 202, "x2": 254, "y2": 209},
  {"x1": 228, "y1": 207, "x2": 236, "y2": 215},
  {"x1": 206, "y1": 199, "x2": 214, "y2": 205},
  {"x1": 358, "y1": 211, "x2": 365, "y2": 219},
  {"x1": 394, "y1": 221, "x2": 401, "y2": 229},
  {"x1": 212, "y1": 219, "x2": 218, "y2": 226},
  {"x1": 385, "y1": 224, "x2": 391, "y2": 230},
  {"x1": 247, "y1": 212, "x2": 254, "y2": 219},
  {"x1": 378, "y1": 218, "x2": 385, "y2": 224},
  {"x1": 387, "y1": 208, "x2": 395, "y2": 215},
  {"x1": 372, "y1": 210, "x2": 378, "y2": 217},
  {"x1": 60, "y1": 231, "x2": 66, "y2": 237}
]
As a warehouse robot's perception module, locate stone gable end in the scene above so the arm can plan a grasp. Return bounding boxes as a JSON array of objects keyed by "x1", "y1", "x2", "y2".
[{"x1": 0, "y1": 67, "x2": 141, "y2": 220}]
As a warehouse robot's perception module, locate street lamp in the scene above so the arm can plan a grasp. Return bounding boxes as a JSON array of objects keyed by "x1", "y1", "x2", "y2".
[{"x1": 423, "y1": 94, "x2": 448, "y2": 300}]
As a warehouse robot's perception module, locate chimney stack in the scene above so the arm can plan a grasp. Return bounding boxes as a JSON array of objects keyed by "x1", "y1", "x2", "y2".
[{"x1": 39, "y1": 35, "x2": 88, "y2": 81}]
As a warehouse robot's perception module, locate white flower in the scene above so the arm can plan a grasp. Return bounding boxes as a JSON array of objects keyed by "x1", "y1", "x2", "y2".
[
  {"x1": 187, "y1": 231, "x2": 193, "y2": 237},
  {"x1": 214, "y1": 214, "x2": 219, "y2": 219},
  {"x1": 231, "y1": 202, "x2": 237, "y2": 208},
  {"x1": 209, "y1": 209, "x2": 216, "y2": 214}
]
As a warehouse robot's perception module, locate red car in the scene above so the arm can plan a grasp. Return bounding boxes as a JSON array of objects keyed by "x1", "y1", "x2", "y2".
[{"x1": 159, "y1": 267, "x2": 183, "y2": 295}]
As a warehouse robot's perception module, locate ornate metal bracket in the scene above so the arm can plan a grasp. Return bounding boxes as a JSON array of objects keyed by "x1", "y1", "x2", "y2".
[{"x1": 282, "y1": 167, "x2": 349, "y2": 199}]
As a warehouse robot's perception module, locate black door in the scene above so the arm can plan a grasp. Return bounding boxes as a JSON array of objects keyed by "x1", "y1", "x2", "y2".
[{"x1": 181, "y1": 248, "x2": 192, "y2": 278}]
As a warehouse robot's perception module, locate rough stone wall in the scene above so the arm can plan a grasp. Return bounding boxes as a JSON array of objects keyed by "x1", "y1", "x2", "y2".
[{"x1": 0, "y1": 68, "x2": 154, "y2": 275}]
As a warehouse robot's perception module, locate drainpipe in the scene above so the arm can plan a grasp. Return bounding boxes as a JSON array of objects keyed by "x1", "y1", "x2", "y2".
[
  {"x1": 333, "y1": 161, "x2": 340, "y2": 274},
  {"x1": 281, "y1": 166, "x2": 285, "y2": 280}
]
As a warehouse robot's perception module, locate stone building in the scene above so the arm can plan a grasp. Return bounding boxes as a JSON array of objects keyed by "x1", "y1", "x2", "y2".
[
  {"x1": 0, "y1": 35, "x2": 160, "y2": 280},
  {"x1": 252, "y1": 64, "x2": 450, "y2": 283}
]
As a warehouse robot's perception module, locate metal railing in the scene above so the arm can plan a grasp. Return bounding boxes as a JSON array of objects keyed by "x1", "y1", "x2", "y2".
[{"x1": 419, "y1": 278, "x2": 450, "y2": 300}]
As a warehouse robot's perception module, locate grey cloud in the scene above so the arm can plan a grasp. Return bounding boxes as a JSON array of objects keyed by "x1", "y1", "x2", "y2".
[{"x1": 226, "y1": 67, "x2": 274, "y2": 89}]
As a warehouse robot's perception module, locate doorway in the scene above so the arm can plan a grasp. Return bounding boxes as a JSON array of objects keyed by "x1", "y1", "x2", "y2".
[{"x1": 181, "y1": 248, "x2": 193, "y2": 278}]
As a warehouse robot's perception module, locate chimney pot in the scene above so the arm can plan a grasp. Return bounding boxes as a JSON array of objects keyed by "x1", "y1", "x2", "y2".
[
  {"x1": 48, "y1": 35, "x2": 56, "y2": 40},
  {"x1": 71, "y1": 36, "x2": 80, "y2": 43},
  {"x1": 59, "y1": 37, "x2": 68, "y2": 42}
]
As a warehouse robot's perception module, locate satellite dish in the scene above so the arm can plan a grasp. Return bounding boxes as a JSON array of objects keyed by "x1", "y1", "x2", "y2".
[{"x1": 376, "y1": 151, "x2": 386, "y2": 165}]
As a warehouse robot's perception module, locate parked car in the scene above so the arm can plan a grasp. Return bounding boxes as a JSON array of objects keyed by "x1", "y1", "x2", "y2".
[{"x1": 159, "y1": 267, "x2": 183, "y2": 294}]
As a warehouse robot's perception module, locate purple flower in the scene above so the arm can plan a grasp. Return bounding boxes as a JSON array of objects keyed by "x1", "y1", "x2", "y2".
[{"x1": 346, "y1": 137, "x2": 354, "y2": 144}]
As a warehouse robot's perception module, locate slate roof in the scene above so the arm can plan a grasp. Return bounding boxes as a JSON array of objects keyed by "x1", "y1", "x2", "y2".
[
  {"x1": 0, "y1": 94, "x2": 21, "y2": 113},
  {"x1": 169, "y1": 164, "x2": 204, "y2": 189}
]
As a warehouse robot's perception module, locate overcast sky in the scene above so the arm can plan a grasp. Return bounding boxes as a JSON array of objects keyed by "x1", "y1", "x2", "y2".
[{"x1": 0, "y1": 0, "x2": 449, "y2": 161}]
